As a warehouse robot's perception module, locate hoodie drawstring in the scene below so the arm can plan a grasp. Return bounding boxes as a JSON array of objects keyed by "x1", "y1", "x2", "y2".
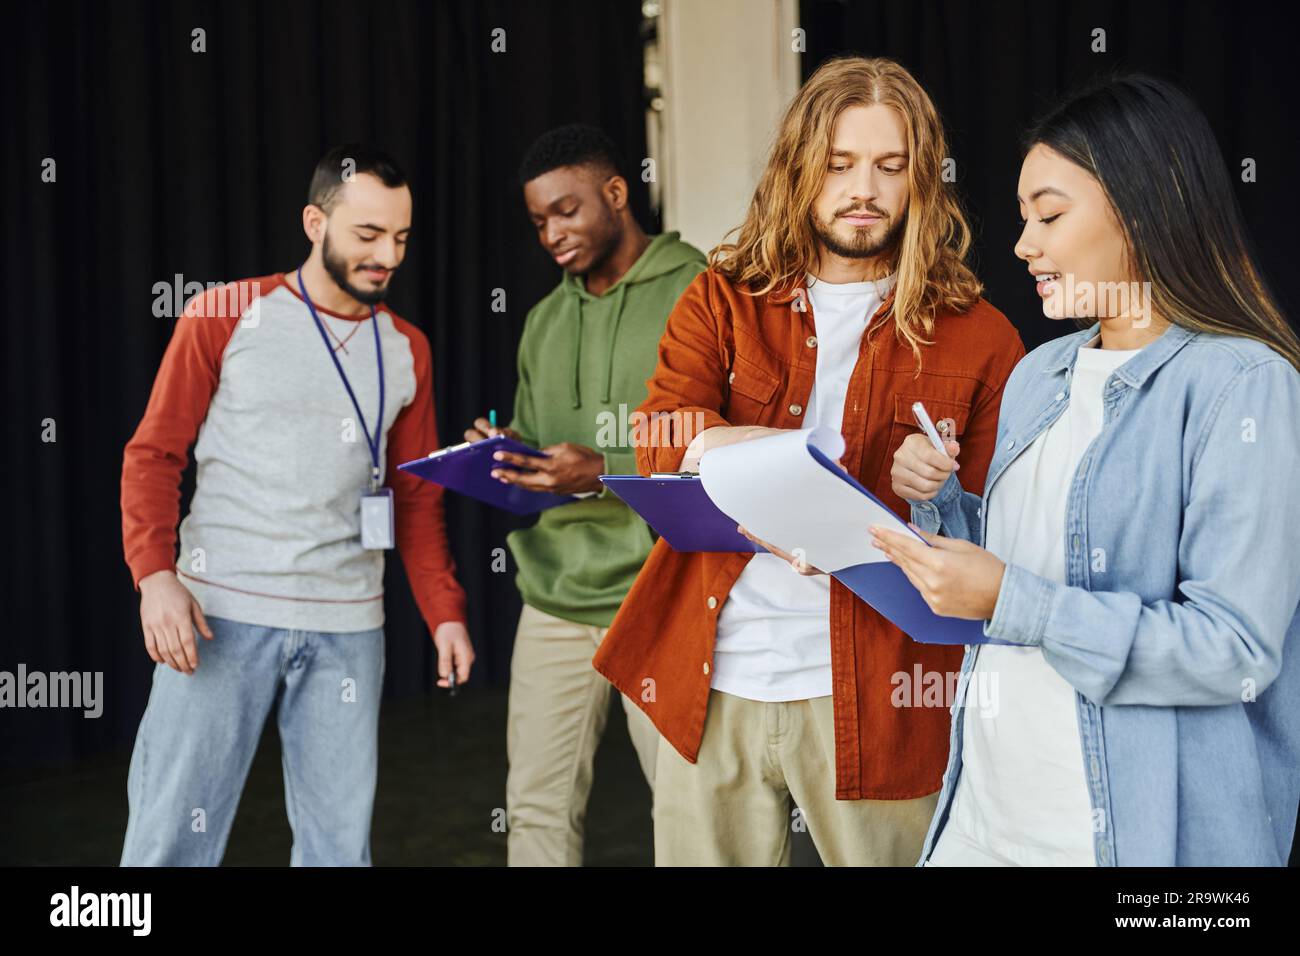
[
  {"x1": 569, "y1": 280, "x2": 630, "y2": 408},
  {"x1": 601, "y1": 283, "x2": 629, "y2": 405},
  {"x1": 570, "y1": 296, "x2": 584, "y2": 408}
]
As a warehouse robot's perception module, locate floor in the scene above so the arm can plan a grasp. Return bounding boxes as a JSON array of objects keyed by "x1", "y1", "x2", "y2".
[{"x1": 1, "y1": 687, "x2": 823, "y2": 866}]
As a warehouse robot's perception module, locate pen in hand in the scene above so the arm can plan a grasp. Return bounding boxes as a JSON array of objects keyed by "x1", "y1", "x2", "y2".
[{"x1": 911, "y1": 401, "x2": 960, "y2": 470}]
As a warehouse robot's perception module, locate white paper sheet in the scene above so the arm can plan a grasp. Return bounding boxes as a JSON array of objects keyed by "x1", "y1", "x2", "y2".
[{"x1": 698, "y1": 426, "x2": 914, "y2": 572}]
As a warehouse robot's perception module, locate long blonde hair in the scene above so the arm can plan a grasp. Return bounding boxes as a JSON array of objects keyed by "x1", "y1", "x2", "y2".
[{"x1": 710, "y1": 56, "x2": 983, "y2": 370}]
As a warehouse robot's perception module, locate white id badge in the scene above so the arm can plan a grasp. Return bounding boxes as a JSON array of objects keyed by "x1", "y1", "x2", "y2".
[{"x1": 360, "y1": 488, "x2": 395, "y2": 549}]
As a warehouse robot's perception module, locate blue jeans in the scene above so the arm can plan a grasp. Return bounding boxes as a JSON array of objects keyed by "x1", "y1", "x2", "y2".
[{"x1": 120, "y1": 615, "x2": 385, "y2": 866}]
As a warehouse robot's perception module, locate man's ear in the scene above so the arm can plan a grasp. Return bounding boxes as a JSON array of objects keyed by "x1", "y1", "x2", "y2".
[
  {"x1": 603, "y1": 174, "x2": 628, "y2": 212},
  {"x1": 302, "y1": 204, "x2": 328, "y2": 244}
]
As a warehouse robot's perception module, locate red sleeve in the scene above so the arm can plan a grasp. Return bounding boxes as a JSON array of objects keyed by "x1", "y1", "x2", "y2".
[
  {"x1": 387, "y1": 317, "x2": 468, "y2": 631},
  {"x1": 121, "y1": 286, "x2": 244, "y2": 588}
]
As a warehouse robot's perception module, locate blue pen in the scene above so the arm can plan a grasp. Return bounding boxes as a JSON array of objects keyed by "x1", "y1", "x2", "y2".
[{"x1": 489, "y1": 409, "x2": 497, "y2": 430}]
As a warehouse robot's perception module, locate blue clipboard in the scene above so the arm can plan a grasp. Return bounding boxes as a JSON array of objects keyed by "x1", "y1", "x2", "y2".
[
  {"x1": 599, "y1": 474, "x2": 763, "y2": 553},
  {"x1": 803, "y1": 440, "x2": 991, "y2": 645},
  {"x1": 397, "y1": 435, "x2": 577, "y2": 516}
]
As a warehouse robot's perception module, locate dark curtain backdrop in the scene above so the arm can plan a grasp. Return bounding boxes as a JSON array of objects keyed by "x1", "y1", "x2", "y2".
[
  {"x1": 800, "y1": 0, "x2": 1300, "y2": 353},
  {"x1": 4, "y1": 0, "x2": 1299, "y2": 789},
  {"x1": 2, "y1": 0, "x2": 651, "y2": 771}
]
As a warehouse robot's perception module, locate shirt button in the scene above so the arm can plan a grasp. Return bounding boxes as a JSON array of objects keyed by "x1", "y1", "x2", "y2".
[
  {"x1": 1072, "y1": 534, "x2": 1080, "y2": 552},
  {"x1": 706, "y1": 595, "x2": 718, "y2": 609},
  {"x1": 703, "y1": 661, "x2": 711, "y2": 676},
  {"x1": 976, "y1": 507, "x2": 982, "y2": 517},
  {"x1": 1098, "y1": 842, "x2": 1111, "y2": 863},
  {"x1": 728, "y1": 371, "x2": 736, "y2": 384},
  {"x1": 789, "y1": 403, "x2": 803, "y2": 416},
  {"x1": 1089, "y1": 756, "x2": 1101, "y2": 778},
  {"x1": 806, "y1": 335, "x2": 818, "y2": 348},
  {"x1": 1055, "y1": 391, "x2": 1065, "y2": 401},
  {"x1": 1004, "y1": 438, "x2": 1016, "y2": 450}
]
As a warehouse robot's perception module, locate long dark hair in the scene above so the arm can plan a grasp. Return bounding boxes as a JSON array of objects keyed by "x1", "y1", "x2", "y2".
[{"x1": 1023, "y1": 73, "x2": 1300, "y2": 371}]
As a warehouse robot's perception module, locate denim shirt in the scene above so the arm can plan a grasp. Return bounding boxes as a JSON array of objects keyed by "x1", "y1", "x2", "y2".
[{"x1": 910, "y1": 321, "x2": 1300, "y2": 866}]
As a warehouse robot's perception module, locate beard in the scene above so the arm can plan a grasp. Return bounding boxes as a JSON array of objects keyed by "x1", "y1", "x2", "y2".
[
  {"x1": 813, "y1": 203, "x2": 905, "y2": 261},
  {"x1": 322, "y1": 231, "x2": 393, "y2": 305}
]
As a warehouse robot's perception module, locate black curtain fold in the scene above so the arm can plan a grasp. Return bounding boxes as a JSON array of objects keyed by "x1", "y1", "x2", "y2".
[{"x1": 2, "y1": 0, "x2": 650, "y2": 772}]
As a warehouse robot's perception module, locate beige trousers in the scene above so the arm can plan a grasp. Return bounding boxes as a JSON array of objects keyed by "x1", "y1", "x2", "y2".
[
  {"x1": 654, "y1": 690, "x2": 939, "y2": 866},
  {"x1": 506, "y1": 603, "x2": 660, "y2": 866}
]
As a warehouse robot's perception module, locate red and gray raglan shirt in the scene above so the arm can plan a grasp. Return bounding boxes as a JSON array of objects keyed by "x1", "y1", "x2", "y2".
[{"x1": 121, "y1": 273, "x2": 466, "y2": 634}]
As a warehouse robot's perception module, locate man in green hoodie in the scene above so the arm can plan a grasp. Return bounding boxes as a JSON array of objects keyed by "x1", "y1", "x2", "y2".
[{"x1": 464, "y1": 124, "x2": 706, "y2": 866}]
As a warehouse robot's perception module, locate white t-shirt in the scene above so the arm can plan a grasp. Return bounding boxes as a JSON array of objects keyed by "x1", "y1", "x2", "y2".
[
  {"x1": 929, "y1": 334, "x2": 1143, "y2": 866},
  {"x1": 709, "y1": 273, "x2": 895, "y2": 702}
]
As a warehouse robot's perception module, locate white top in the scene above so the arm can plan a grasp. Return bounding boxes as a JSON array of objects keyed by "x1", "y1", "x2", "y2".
[
  {"x1": 709, "y1": 273, "x2": 895, "y2": 702},
  {"x1": 930, "y1": 334, "x2": 1143, "y2": 866}
]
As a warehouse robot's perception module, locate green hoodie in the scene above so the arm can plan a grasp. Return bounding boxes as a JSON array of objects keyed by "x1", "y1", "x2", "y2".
[{"x1": 507, "y1": 231, "x2": 707, "y2": 627}]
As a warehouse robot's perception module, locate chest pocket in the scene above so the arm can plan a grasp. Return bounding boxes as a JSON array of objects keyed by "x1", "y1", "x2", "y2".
[
  {"x1": 875, "y1": 392, "x2": 973, "y2": 502},
  {"x1": 724, "y1": 351, "x2": 782, "y2": 425}
]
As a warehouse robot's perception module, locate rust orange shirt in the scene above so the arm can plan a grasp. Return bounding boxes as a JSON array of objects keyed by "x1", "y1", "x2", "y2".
[{"x1": 592, "y1": 268, "x2": 1025, "y2": 799}]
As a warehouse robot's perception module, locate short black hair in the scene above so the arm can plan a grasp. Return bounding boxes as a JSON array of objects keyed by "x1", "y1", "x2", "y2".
[
  {"x1": 308, "y1": 143, "x2": 408, "y2": 213},
  {"x1": 517, "y1": 124, "x2": 627, "y2": 188}
]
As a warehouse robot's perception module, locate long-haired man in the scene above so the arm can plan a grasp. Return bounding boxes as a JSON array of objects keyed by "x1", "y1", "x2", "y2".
[{"x1": 594, "y1": 56, "x2": 1025, "y2": 866}]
